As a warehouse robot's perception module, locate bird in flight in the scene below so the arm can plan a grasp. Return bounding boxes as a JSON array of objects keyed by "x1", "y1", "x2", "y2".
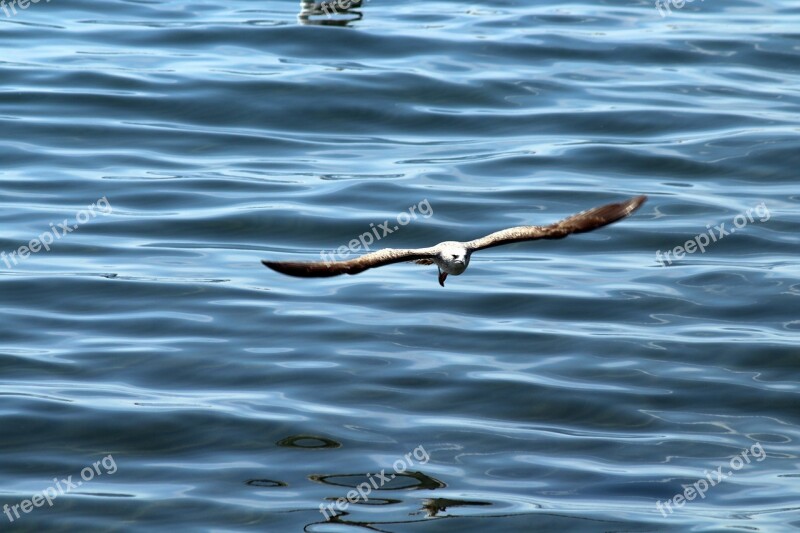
[{"x1": 262, "y1": 195, "x2": 646, "y2": 287}]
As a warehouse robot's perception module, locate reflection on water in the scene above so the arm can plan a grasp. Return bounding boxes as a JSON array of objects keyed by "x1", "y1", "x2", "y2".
[
  {"x1": 298, "y1": 0, "x2": 364, "y2": 26},
  {"x1": 420, "y1": 497, "x2": 493, "y2": 518},
  {"x1": 277, "y1": 434, "x2": 342, "y2": 449},
  {"x1": 311, "y1": 471, "x2": 446, "y2": 524},
  {"x1": 310, "y1": 471, "x2": 446, "y2": 491},
  {"x1": 245, "y1": 479, "x2": 287, "y2": 488}
]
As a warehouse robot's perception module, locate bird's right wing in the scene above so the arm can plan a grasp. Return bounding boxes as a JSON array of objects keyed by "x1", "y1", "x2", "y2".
[
  {"x1": 465, "y1": 195, "x2": 646, "y2": 252},
  {"x1": 262, "y1": 246, "x2": 438, "y2": 278}
]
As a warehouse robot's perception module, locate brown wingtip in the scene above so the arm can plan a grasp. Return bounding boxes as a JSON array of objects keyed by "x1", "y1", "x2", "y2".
[
  {"x1": 262, "y1": 260, "x2": 284, "y2": 272},
  {"x1": 606, "y1": 195, "x2": 647, "y2": 218},
  {"x1": 559, "y1": 194, "x2": 648, "y2": 235},
  {"x1": 262, "y1": 260, "x2": 295, "y2": 276},
  {"x1": 627, "y1": 195, "x2": 647, "y2": 213},
  {"x1": 599, "y1": 194, "x2": 647, "y2": 223},
  {"x1": 438, "y1": 271, "x2": 447, "y2": 287}
]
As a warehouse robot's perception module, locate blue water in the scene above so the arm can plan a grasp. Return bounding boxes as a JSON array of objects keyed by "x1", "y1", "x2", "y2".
[{"x1": 1, "y1": 0, "x2": 799, "y2": 531}]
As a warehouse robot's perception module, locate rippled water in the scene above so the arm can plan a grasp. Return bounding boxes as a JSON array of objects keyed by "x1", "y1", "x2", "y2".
[{"x1": 1, "y1": 0, "x2": 799, "y2": 531}]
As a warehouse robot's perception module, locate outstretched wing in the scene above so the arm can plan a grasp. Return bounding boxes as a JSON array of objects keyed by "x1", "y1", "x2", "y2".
[
  {"x1": 465, "y1": 195, "x2": 646, "y2": 252},
  {"x1": 262, "y1": 247, "x2": 438, "y2": 278}
]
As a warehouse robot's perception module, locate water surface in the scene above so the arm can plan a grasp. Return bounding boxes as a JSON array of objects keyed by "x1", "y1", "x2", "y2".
[{"x1": 1, "y1": 0, "x2": 799, "y2": 531}]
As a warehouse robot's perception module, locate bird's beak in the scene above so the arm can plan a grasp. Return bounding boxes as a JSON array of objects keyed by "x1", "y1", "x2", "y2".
[{"x1": 438, "y1": 271, "x2": 448, "y2": 287}]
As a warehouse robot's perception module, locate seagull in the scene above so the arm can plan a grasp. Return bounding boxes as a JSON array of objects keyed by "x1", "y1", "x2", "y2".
[{"x1": 262, "y1": 195, "x2": 646, "y2": 287}]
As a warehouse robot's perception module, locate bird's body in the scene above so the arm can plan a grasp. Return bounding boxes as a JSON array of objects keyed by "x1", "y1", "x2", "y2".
[
  {"x1": 262, "y1": 195, "x2": 646, "y2": 286},
  {"x1": 431, "y1": 241, "x2": 470, "y2": 285}
]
